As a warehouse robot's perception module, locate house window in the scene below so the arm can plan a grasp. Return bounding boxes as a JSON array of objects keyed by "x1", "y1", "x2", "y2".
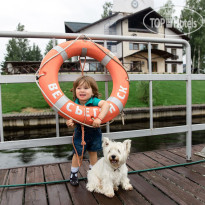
[
  {"x1": 139, "y1": 44, "x2": 147, "y2": 50},
  {"x1": 171, "y1": 48, "x2": 178, "y2": 60},
  {"x1": 151, "y1": 44, "x2": 158, "y2": 49},
  {"x1": 172, "y1": 64, "x2": 177, "y2": 72},
  {"x1": 89, "y1": 63, "x2": 104, "y2": 72},
  {"x1": 132, "y1": 61, "x2": 142, "y2": 72},
  {"x1": 128, "y1": 15, "x2": 158, "y2": 33},
  {"x1": 129, "y1": 42, "x2": 139, "y2": 50},
  {"x1": 90, "y1": 63, "x2": 97, "y2": 71},
  {"x1": 129, "y1": 43, "x2": 149, "y2": 50},
  {"x1": 165, "y1": 64, "x2": 167, "y2": 72},
  {"x1": 107, "y1": 45, "x2": 112, "y2": 51},
  {"x1": 97, "y1": 63, "x2": 104, "y2": 72}
]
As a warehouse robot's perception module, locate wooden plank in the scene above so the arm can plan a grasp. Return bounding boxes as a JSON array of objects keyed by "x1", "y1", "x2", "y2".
[
  {"x1": 90, "y1": 191, "x2": 123, "y2": 205},
  {"x1": 116, "y1": 186, "x2": 151, "y2": 205},
  {"x1": 129, "y1": 153, "x2": 203, "y2": 205},
  {"x1": 145, "y1": 151, "x2": 205, "y2": 204},
  {"x1": 24, "y1": 166, "x2": 47, "y2": 205},
  {"x1": 44, "y1": 164, "x2": 72, "y2": 205},
  {"x1": 156, "y1": 150, "x2": 205, "y2": 186},
  {"x1": 0, "y1": 168, "x2": 25, "y2": 205},
  {"x1": 0, "y1": 169, "x2": 9, "y2": 198},
  {"x1": 193, "y1": 145, "x2": 205, "y2": 160},
  {"x1": 128, "y1": 155, "x2": 201, "y2": 204},
  {"x1": 127, "y1": 155, "x2": 177, "y2": 205},
  {"x1": 156, "y1": 150, "x2": 186, "y2": 164},
  {"x1": 78, "y1": 160, "x2": 123, "y2": 205},
  {"x1": 168, "y1": 145, "x2": 203, "y2": 161},
  {"x1": 129, "y1": 153, "x2": 162, "y2": 169},
  {"x1": 193, "y1": 144, "x2": 205, "y2": 152},
  {"x1": 169, "y1": 147, "x2": 205, "y2": 175},
  {"x1": 129, "y1": 174, "x2": 177, "y2": 205},
  {"x1": 142, "y1": 171, "x2": 202, "y2": 205},
  {"x1": 158, "y1": 169, "x2": 205, "y2": 203},
  {"x1": 193, "y1": 144, "x2": 204, "y2": 150},
  {"x1": 60, "y1": 162, "x2": 98, "y2": 205}
]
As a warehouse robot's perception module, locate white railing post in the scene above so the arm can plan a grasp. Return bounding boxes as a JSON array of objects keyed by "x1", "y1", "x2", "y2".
[
  {"x1": 0, "y1": 74, "x2": 4, "y2": 142},
  {"x1": 52, "y1": 38, "x2": 60, "y2": 138},
  {"x1": 104, "y1": 40, "x2": 110, "y2": 133},
  {"x1": 148, "y1": 42, "x2": 153, "y2": 130},
  {"x1": 186, "y1": 43, "x2": 192, "y2": 161}
]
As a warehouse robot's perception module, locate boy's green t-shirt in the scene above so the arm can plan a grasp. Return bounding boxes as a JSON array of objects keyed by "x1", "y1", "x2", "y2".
[{"x1": 74, "y1": 97, "x2": 101, "y2": 106}]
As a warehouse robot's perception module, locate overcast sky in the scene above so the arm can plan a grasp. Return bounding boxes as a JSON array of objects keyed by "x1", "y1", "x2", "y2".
[{"x1": 0, "y1": 0, "x2": 186, "y2": 64}]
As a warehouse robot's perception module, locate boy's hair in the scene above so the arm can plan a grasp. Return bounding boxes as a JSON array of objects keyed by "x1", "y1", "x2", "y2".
[{"x1": 72, "y1": 76, "x2": 100, "y2": 100}]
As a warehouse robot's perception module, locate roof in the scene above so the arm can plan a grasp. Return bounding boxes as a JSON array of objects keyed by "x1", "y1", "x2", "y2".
[
  {"x1": 64, "y1": 12, "x2": 120, "y2": 33},
  {"x1": 125, "y1": 49, "x2": 176, "y2": 59},
  {"x1": 64, "y1": 22, "x2": 91, "y2": 33},
  {"x1": 111, "y1": 7, "x2": 162, "y2": 26},
  {"x1": 168, "y1": 27, "x2": 189, "y2": 41}
]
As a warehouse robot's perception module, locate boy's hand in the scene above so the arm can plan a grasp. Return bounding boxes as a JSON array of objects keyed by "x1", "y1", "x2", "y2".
[
  {"x1": 66, "y1": 119, "x2": 75, "y2": 128},
  {"x1": 92, "y1": 118, "x2": 102, "y2": 128}
]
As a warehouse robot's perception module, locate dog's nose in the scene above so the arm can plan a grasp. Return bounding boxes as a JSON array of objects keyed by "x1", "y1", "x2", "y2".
[{"x1": 111, "y1": 155, "x2": 116, "y2": 159}]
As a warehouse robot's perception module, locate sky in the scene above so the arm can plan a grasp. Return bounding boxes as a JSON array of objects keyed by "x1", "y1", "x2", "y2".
[{"x1": 0, "y1": 0, "x2": 186, "y2": 64}]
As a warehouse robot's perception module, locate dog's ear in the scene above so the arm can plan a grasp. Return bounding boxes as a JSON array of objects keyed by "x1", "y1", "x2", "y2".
[
  {"x1": 102, "y1": 137, "x2": 110, "y2": 147},
  {"x1": 123, "y1": 140, "x2": 131, "y2": 155}
]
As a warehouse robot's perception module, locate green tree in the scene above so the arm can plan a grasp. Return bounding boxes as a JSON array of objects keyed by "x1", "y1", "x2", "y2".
[
  {"x1": 27, "y1": 44, "x2": 43, "y2": 61},
  {"x1": 158, "y1": 0, "x2": 178, "y2": 27},
  {"x1": 44, "y1": 39, "x2": 58, "y2": 56},
  {"x1": 101, "y1": 2, "x2": 113, "y2": 18},
  {"x1": 2, "y1": 23, "x2": 42, "y2": 70},
  {"x1": 4, "y1": 38, "x2": 22, "y2": 61},
  {"x1": 4, "y1": 23, "x2": 30, "y2": 62},
  {"x1": 181, "y1": 0, "x2": 205, "y2": 72}
]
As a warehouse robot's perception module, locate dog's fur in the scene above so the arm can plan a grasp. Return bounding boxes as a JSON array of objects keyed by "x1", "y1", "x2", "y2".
[{"x1": 86, "y1": 137, "x2": 133, "y2": 198}]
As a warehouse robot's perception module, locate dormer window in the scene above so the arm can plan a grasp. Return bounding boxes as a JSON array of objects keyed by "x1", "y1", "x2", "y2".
[{"x1": 127, "y1": 9, "x2": 160, "y2": 33}]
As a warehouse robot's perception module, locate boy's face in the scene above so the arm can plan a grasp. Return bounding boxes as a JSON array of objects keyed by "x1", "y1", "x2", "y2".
[{"x1": 76, "y1": 81, "x2": 93, "y2": 105}]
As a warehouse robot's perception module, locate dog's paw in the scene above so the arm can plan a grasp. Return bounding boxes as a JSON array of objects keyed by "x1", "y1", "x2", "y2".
[
  {"x1": 114, "y1": 186, "x2": 119, "y2": 191},
  {"x1": 123, "y1": 184, "x2": 133, "y2": 191},
  {"x1": 86, "y1": 184, "x2": 95, "y2": 192},
  {"x1": 105, "y1": 192, "x2": 115, "y2": 198}
]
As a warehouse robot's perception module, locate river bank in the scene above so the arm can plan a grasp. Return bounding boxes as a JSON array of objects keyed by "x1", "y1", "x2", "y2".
[{"x1": 3, "y1": 104, "x2": 205, "y2": 130}]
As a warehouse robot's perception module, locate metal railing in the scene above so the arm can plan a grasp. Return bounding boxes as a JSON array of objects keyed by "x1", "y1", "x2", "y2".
[{"x1": 0, "y1": 31, "x2": 200, "y2": 163}]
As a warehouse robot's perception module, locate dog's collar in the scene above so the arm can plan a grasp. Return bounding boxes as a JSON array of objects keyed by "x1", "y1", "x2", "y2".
[{"x1": 113, "y1": 165, "x2": 121, "y2": 172}]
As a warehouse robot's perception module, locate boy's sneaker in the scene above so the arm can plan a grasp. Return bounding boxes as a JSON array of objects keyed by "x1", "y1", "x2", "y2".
[{"x1": 70, "y1": 172, "x2": 79, "y2": 186}]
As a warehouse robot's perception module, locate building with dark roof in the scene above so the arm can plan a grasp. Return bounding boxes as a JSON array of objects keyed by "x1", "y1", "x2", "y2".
[{"x1": 65, "y1": 1, "x2": 188, "y2": 73}]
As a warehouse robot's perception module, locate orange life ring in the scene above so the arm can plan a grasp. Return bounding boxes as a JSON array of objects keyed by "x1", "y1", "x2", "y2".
[{"x1": 38, "y1": 40, "x2": 129, "y2": 126}]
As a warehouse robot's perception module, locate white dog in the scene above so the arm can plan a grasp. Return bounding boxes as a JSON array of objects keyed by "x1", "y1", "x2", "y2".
[{"x1": 86, "y1": 137, "x2": 133, "y2": 198}]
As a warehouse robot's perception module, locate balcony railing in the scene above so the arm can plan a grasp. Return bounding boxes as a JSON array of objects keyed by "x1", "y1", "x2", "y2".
[{"x1": 0, "y1": 31, "x2": 197, "y2": 167}]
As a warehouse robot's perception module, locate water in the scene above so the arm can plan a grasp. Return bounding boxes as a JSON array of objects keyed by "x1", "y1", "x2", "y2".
[{"x1": 1, "y1": 116, "x2": 205, "y2": 169}]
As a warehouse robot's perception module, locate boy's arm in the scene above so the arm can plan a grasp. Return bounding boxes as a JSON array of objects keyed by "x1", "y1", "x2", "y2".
[
  {"x1": 66, "y1": 119, "x2": 75, "y2": 128},
  {"x1": 92, "y1": 100, "x2": 110, "y2": 127}
]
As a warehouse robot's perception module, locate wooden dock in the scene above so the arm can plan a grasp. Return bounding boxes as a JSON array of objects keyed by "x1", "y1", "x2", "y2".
[{"x1": 0, "y1": 144, "x2": 205, "y2": 205}]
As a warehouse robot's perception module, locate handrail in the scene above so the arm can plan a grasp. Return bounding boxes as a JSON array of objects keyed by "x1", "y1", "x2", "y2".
[
  {"x1": 0, "y1": 31, "x2": 190, "y2": 45},
  {"x1": 0, "y1": 31, "x2": 193, "y2": 163}
]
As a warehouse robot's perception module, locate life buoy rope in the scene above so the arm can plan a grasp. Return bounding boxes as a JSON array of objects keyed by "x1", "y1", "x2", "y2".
[{"x1": 35, "y1": 34, "x2": 129, "y2": 127}]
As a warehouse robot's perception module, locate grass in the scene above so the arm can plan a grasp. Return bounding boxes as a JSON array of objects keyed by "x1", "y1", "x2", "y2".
[{"x1": 1, "y1": 80, "x2": 205, "y2": 114}]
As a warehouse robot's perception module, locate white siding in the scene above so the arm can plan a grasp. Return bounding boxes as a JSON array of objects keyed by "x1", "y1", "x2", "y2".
[{"x1": 80, "y1": 13, "x2": 124, "y2": 35}]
